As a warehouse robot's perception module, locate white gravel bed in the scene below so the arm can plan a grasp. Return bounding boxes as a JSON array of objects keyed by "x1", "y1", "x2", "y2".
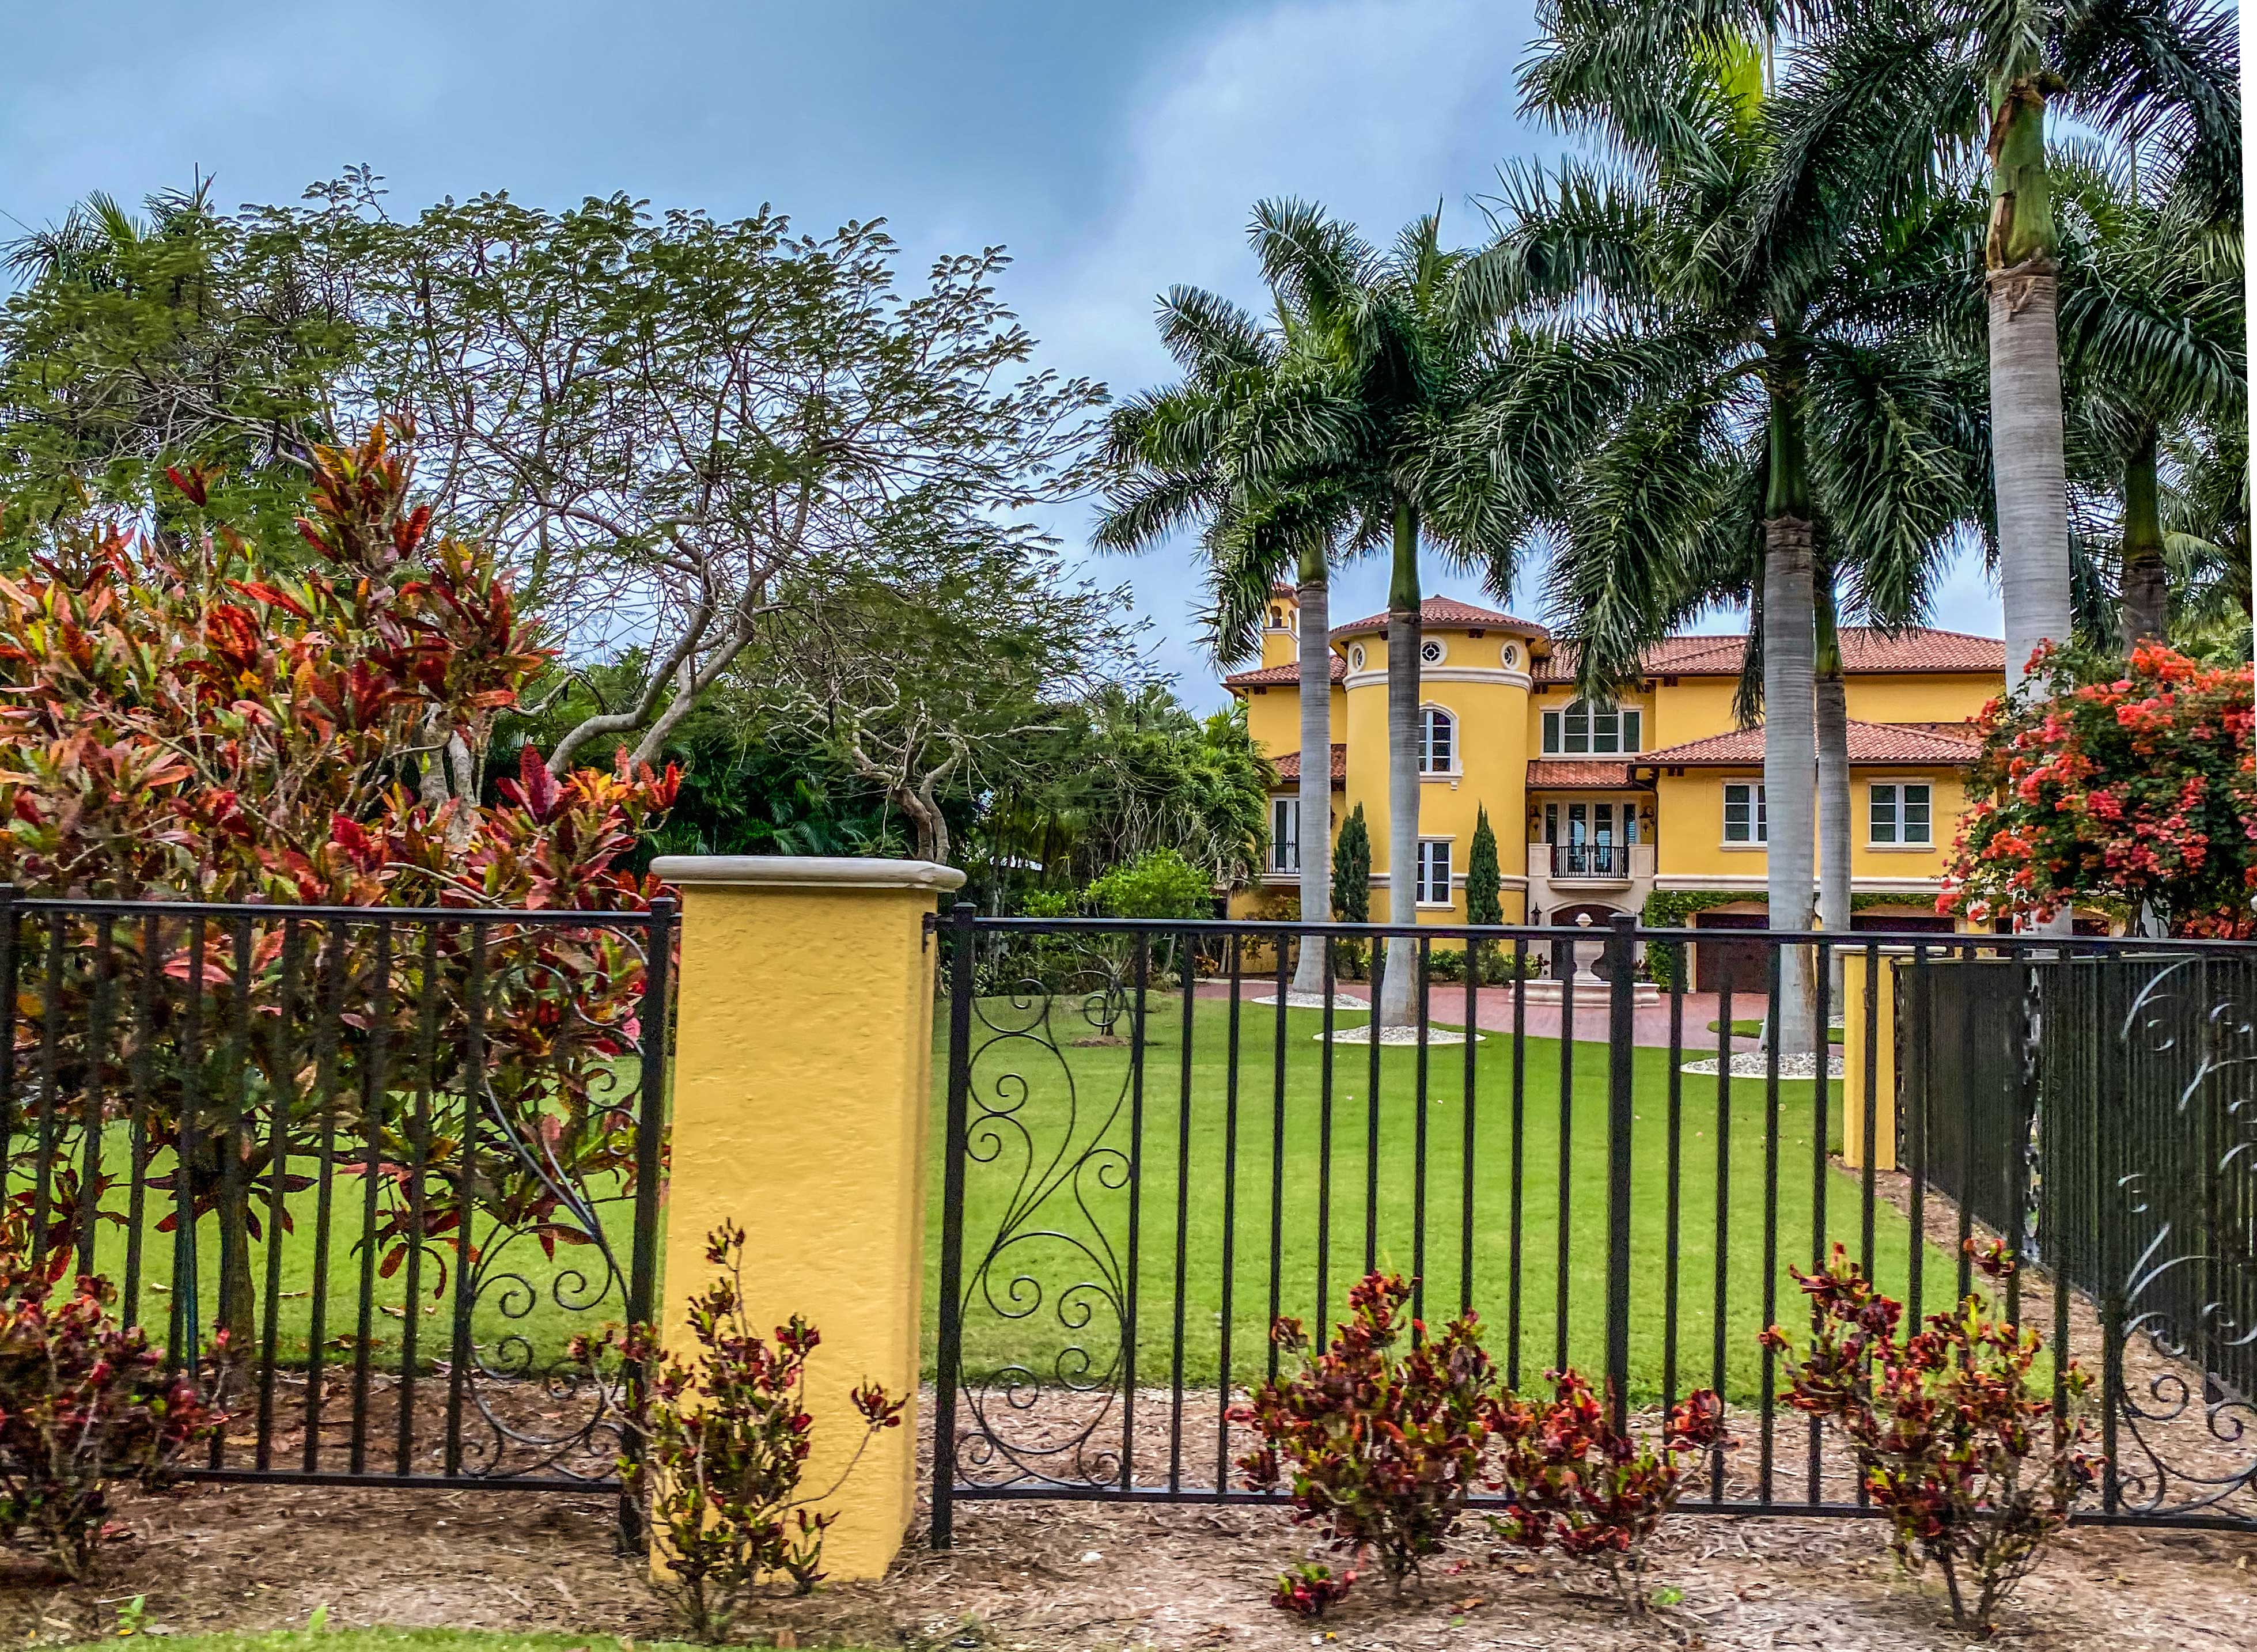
[{"x1": 1680, "y1": 1049, "x2": 1845, "y2": 1078}]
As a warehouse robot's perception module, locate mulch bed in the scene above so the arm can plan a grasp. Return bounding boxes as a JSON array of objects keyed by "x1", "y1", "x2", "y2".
[{"x1": 5, "y1": 1451, "x2": 2253, "y2": 1651}]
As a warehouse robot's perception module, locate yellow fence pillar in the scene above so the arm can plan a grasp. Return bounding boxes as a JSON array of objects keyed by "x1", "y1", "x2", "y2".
[
  {"x1": 1842, "y1": 949, "x2": 1900, "y2": 1172},
  {"x1": 649, "y1": 854, "x2": 965, "y2": 1580}
]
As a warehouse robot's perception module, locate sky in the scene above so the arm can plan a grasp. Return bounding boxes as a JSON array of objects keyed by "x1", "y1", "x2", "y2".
[{"x1": 0, "y1": 0, "x2": 2004, "y2": 708}]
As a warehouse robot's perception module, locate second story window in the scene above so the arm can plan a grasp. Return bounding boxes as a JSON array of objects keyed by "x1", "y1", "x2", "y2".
[
  {"x1": 1420, "y1": 706, "x2": 1456, "y2": 773},
  {"x1": 1270, "y1": 797, "x2": 1301, "y2": 872},
  {"x1": 1870, "y1": 782, "x2": 1932, "y2": 846},
  {"x1": 1724, "y1": 781, "x2": 1767, "y2": 843},
  {"x1": 1542, "y1": 698, "x2": 1642, "y2": 755}
]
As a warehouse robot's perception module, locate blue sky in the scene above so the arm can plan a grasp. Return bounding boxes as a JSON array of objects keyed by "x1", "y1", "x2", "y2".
[{"x1": 1, "y1": 0, "x2": 2002, "y2": 707}]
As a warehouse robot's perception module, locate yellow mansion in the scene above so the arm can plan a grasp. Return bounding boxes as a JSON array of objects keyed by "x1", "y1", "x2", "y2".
[{"x1": 1223, "y1": 589, "x2": 2008, "y2": 991}]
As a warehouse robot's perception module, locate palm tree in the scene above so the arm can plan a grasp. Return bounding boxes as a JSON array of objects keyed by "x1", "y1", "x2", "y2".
[
  {"x1": 1752, "y1": 0, "x2": 2239, "y2": 689},
  {"x1": 2051, "y1": 145, "x2": 2246, "y2": 649},
  {"x1": 1504, "y1": 14, "x2": 1989, "y2": 1051},
  {"x1": 1237, "y1": 201, "x2": 1595, "y2": 1026}
]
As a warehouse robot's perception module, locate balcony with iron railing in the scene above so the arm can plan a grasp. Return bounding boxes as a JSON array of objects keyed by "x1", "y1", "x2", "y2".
[{"x1": 1533, "y1": 840, "x2": 1647, "y2": 886}]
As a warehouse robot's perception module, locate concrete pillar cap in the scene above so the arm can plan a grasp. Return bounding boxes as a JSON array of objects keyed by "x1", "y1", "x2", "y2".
[{"x1": 651, "y1": 854, "x2": 967, "y2": 892}]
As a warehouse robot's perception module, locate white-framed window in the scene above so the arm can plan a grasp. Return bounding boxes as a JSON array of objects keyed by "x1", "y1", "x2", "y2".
[
  {"x1": 1419, "y1": 637, "x2": 1446, "y2": 665},
  {"x1": 1349, "y1": 643, "x2": 1368, "y2": 670},
  {"x1": 1419, "y1": 706, "x2": 1457, "y2": 773},
  {"x1": 1869, "y1": 781, "x2": 1933, "y2": 846},
  {"x1": 1417, "y1": 839, "x2": 1453, "y2": 905},
  {"x1": 1724, "y1": 781, "x2": 1767, "y2": 844},
  {"x1": 1270, "y1": 796, "x2": 1301, "y2": 872},
  {"x1": 1540, "y1": 698, "x2": 1642, "y2": 755}
]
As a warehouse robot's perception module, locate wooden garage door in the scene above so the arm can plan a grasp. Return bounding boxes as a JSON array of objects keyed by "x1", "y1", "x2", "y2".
[{"x1": 1693, "y1": 910, "x2": 1769, "y2": 996}]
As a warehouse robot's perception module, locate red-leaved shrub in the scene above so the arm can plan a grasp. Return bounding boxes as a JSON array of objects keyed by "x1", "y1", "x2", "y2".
[
  {"x1": 578, "y1": 1222, "x2": 905, "y2": 1642},
  {"x1": 1230, "y1": 1273, "x2": 1496, "y2": 1595},
  {"x1": 1485, "y1": 1370, "x2": 1726, "y2": 1615},
  {"x1": 1762, "y1": 1242, "x2": 2096, "y2": 1635},
  {"x1": 0, "y1": 1237, "x2": 220, "y2": 1579},
  {"x1": 1270, "y1": 1559, "x2": 1355, "y2": 1617}
]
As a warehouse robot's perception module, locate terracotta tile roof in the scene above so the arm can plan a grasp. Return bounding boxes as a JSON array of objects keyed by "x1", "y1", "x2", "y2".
[
  {"x1": 1527, "y1": 760, "x2": 1643, "y2": 790},
  {"x1": 1534, "y1": 627, "x2": 2005, "y2": 682},
  {"x1": 1222, "y1": 654, "x2": 1347, "y2": 689},
  {"x1": 1331, "y1": 595, "x2": 1552, "y2": 642},
  {"x1": 1641, "y1": 719, "x2": 1983, "y2": 768},
  {"x1": 1272, "y1": 744, "x2": 1348, "y2": 786}
]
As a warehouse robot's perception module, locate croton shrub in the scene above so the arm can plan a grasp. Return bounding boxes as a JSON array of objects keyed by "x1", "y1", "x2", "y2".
[
  {"x1": 0, "y1": 1226, "x2": 220, "y2": 1579},
  {"x1": 0, "y1": 422, "x2": 679, "y2": 1344},
  {"x1": 1763, "y1": 1242, "x2": 2096, "y2": 1635},
  {"x1": 1940, "y1": 643, "x2": 2256, "y2": 933},
  {"x1": 576, "y1": 1222, "x2": 904, "y2": 1642}
]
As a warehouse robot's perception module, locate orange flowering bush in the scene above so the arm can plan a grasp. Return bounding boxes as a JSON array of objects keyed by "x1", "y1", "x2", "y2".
[
  {"x1": 1939, "y1": 643, "x2": 2256, "y2": 933},
  {"x1": 0, "y1": 423, "x2": 679, "y2": 1341}
]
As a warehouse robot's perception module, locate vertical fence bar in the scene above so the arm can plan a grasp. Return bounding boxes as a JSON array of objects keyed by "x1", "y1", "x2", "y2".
[
  {"x1": 442, "y1": 923, "x2": 486, "y2": 1478},
  {"x1": 1860, "y1": 941, "x2": 1880, "y2": 1278},
  {"x1": 1663, "y1": 952, "x2": 1684, "y2": 1418},
  {"x1": 1316, "y1": 938, "x2": 1335, "y2": 1348},
  {"x1": 620, "y1": 899, "x2": 673, "y2": 1533},
  {"x1": 1267, "y1": 931, "x2": 1287, "y2": 1382},
  {"x1": 1365, "y1": 939, "x2": 1383, "y2": 1277},
  {"x1": 210, "y1": 915, "x2": 253, "y2": 1471},
  {"x1": 1412, "y1": 934, "x2": 1432, "y2": 1326},
  {"x1": 32, "y1": 910, "x2": 65, "y2": 1274},
  {"x1": 175, "y1": 913, "x2": 207, "y2": 1381},
  {"x1": 1555, "y1": 931, "x2": 1576, "y2": 1374},
  {"x1": 258, "y1": 918, "x2": 301, "y2": 1471},
  {"x1": 1508, "y1": 938, "x2": 1527, "y2": 1390},
  {"x1": 1121, "y1": 931, "x2": 1150, "y2": 1494},
  {"x1": 1955, "y1": 938, "x2": 1976, "y2": 1306},
  {"x1": 2005, "y1": 942, "x2": 2036, "y2": 1331},
  {"x1": 123, "y1": 911, "x2": 157, "y2": 1329},
  {"x1": 1167, "y1": 928, "x2": 1195, "y2": 1496},
  {"x1": 1216, "y1": 934, "x2": 1242, "y2": 1490},
  {"x1": 1907, "y1": 944, "x2": 1929, "y2": 1330},
  {"x1": 303, "y1": 929, "x2": 347, "y2": 1472},
  {"x1": 77, "y1": 916, "x2": 118, "y2": 1280},
  {"x1": 1603, "y1": 916, "x2": 1636, "y2": 1434},
  {"x1": 1710, "y1": 977, "x2": 1733, "y2": 1504},
  {"x1": 396, "y1": 924, "x2": 440, "y2": 1477},
  {"x1": 349, "y1": 921, "x2": 392, "y2": 1475},
  {"x1": 1460, "y1": 931, "x2": 1478, "y2": 1318},
  {"x1": 1808, "y1": 936, "x2": 1830, "y2": 1506},
  {"x1": 1759, "y1": 946, "x2": 1781, "y2": 1505},
  {"x1": 930, "y1": 903, "x2": 976, "y2": 1548}
]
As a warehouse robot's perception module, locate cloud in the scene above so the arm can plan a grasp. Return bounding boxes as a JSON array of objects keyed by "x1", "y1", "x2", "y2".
[{"x1": 1013, "y1": 0, "x2": 1555, "y2": 703}]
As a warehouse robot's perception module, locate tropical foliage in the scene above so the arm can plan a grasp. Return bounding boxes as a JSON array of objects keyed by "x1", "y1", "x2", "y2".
[{"x1": 1940, "y1": 642, "x2": 2256, "y2": 931}]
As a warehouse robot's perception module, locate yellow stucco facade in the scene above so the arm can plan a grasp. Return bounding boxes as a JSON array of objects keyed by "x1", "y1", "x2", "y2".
[{"x1": 1224, "y1": 589, "x2": 2010, "y2": 946}]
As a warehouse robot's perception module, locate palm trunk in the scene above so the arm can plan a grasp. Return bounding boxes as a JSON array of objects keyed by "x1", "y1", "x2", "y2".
[
  {"x1": 2119, "y1": 425, "x2": 2167, "y2": 648},
  {"x1": 1763, "y1": 390, "x2": 1819, "y2": 1058},
  {"x1": 1292, "y1": 564, "x2": 1334, "y2": 994},
  {"x1": 1815, "y1": 655, "x2": 1851, "y2": 1017},
  {"x1": 1986, "y1": 72, "x2": 2073, "y2": 693},
  {"x1": 1380, "y1": 502, "x2": 1422, "y2": 1028}
]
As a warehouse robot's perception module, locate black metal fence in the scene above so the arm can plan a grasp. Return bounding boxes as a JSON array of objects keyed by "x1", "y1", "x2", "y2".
[
  {"x1": 930, "y1": 911, "x2": 2257, "y2": 1541},
  {"x1": 0, "y1": 889, "x2": 673, "y2": 1492}
]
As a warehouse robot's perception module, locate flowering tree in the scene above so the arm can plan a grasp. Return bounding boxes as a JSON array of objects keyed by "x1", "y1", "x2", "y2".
[
  {"x1": 1939, "y1": 643, "x2": 2256, "y2": 934},
  {"x1": 0, "y1": 422, "x2": 678, "y2": 1348}
]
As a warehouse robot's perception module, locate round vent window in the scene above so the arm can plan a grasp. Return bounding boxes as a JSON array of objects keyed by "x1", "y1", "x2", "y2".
[
  {"x1": 1419, "y1": 639, "x2": 1446, "y2": 666},
  {"x1": 1349, "y1": 643, "x2": 1368, "y2": 670},
  {"x1": 1501, "y1": 643, "x2": 1520, "y2": 668}
]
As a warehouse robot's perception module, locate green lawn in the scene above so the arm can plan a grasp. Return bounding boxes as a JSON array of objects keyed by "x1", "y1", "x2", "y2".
[
  {"x1": 928, "y1": 991, "x2": 1949, "y2": 1405},
  {"x1": 1707, "y1": 1018, "x2": 1845, "y2": 1044}
]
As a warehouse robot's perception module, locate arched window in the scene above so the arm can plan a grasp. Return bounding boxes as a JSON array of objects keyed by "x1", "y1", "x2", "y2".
[
  {"x1": 1541, "y1": 698, "x2": 1642, "y2": 756},
  {"x1": 1420, "y1": 706, "x2": 1456, "y2": 773}
]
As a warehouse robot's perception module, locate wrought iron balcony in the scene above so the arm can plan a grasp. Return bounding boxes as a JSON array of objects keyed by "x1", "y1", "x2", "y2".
[{"x1": 1548, "y1": 840, "x2": 1636, "y2": 881}]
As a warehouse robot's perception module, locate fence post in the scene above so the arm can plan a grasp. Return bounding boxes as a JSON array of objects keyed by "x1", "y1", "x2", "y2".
[
  {"x1": 1842, "y1": 949, "x2": 1900, "y2": 1172},
  {"x1": 649, "y1": 854, "x2": 965, "y2": 1581},
  {"x1": 1604, "y1": 913, "x2": 1636, "y2": 1434}
]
